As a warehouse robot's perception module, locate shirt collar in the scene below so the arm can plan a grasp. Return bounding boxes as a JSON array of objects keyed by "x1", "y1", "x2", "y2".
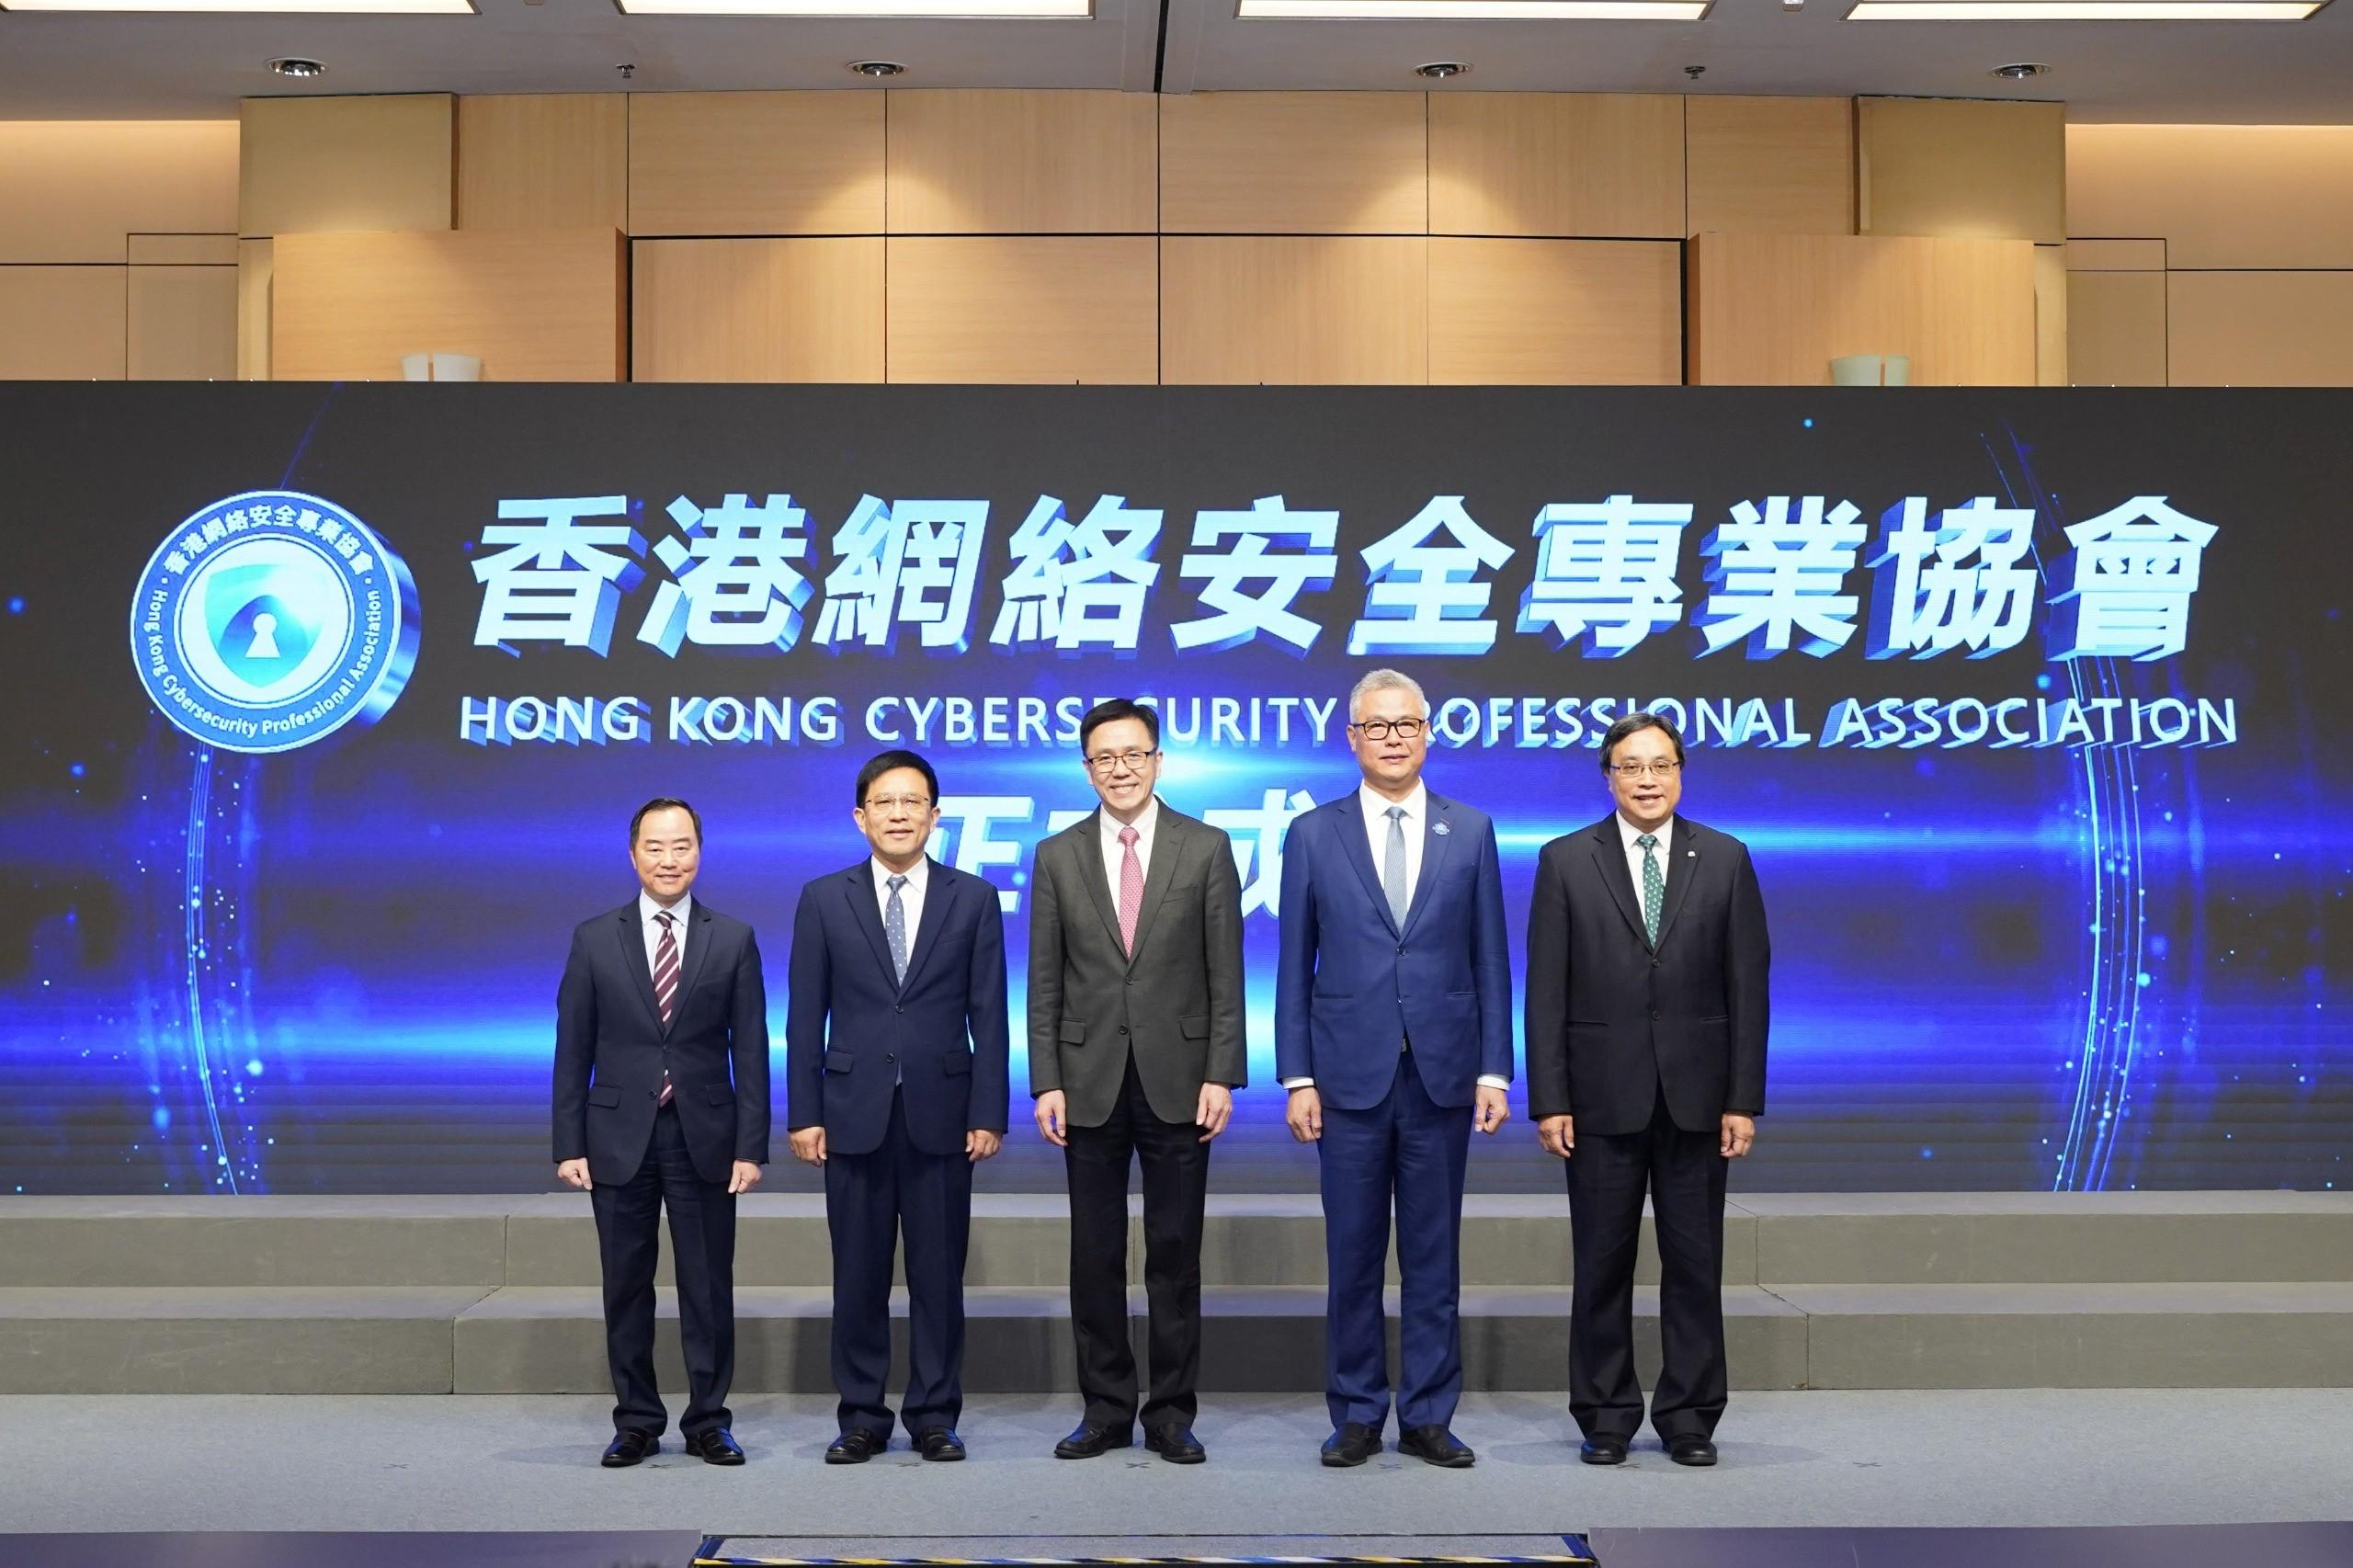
[
  {"x1": 872, "y1": 855, "x2": 928, "y2": 892},
  {"x1": 1103, "y1": 795, "x2": 1161, "y2": 842},
  {"x1": 639, "y1": 889, "x2": 692, "y2": 926},
  {"x1": 1617, "y1": 812, "x2": 1675, "y2": 851},
  {"x1": 1359, "y1": 779, "x2": 1427, "y2": 823}
]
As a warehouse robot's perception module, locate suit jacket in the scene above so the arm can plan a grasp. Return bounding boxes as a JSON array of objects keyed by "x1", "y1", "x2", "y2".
[
  {"x1": 1273, "y1": 789, "x2": 1513, "y2": 1111},
  {"x1": 1523, "y1": 814, "x2": 1769, "y2": 1136},
  {"x1": 783, "y1": 858, "x2": 1010, "y2": 1159},
  {"x1": 552, "y1": 898, "x2": 772, "y2": 1187},
  {"x1": 1027, "y1": 803, "x2": 1248, "y2": 1128}
]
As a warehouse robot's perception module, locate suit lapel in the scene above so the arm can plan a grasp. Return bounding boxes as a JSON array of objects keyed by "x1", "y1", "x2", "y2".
[
  {"x1": 1331, "y1": 794, "x2": 1400, "y2": 938},
  {"x1": 672, "y1": 901, "x2": 716, "y2": 1028},
  {"x1": 616, "y1": 905, "x2": 665, "y2": 1033},
  {"x1": 842, "y1": 865, "x2": 899, "y2": 989},
  {"x1": 1653, "y1": 820, "x2": 1699, "y2": 953},
  {"x1": 1071, "y1": 813, "x2": 1126, "y2": 956},
  {"x1": 896, "y1": 860, "x2": 958, "y2": 993},
  {"x1": 1398, "y1": 791, "x2": 1456, "y2": 940},
  {"x1": 1122, "y1": 807, "x2": 1186, "y2": 969},
  {"x1": 1588, "y1": 820, "x2": 1651, "y2": 950}
]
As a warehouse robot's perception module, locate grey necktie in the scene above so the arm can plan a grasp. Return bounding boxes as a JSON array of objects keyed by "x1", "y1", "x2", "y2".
[
  {"x1": 885, "y1": 873, "x2": 910, "y2": 984},
  {"x1": 1383, "y1": 804, "x2": 1410, "y2": 928},
  {"x1": 1637, "y1": 833, "x2": 1663, "y2": 947}
]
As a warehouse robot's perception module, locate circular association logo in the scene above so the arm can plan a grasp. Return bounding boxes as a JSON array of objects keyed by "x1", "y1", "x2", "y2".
[{"x1": 129, "y1": 490, "x2": 421, "y2": 755}]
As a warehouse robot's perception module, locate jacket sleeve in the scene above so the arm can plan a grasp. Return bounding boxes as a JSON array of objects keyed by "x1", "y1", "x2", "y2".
[
  {"x1": 968, "y1": 883, "x2": 1012, "y2": 1132},
  {"x1": 551, "y1": 925, "x2": 596, "y2": 1164},
  {"x1": 1202, "y1": 826, "x2": 1249, "y2": 1089},
  {"x1": 1272, "y1": 812, "x2": 1317, "y2": 1085},
  {"x1": 730, "y1": 926, "x2": 773, "y2": 1165},
  {"x1": 784, "y1": 886, "x2": 827, "y2": 1134},
  {"x1": 1025, "y1": 840, "x2": 1064, "y2": 1097},
  {"x1": 1523, "y1": 845, "x2": 1573, "y2": 1120},
  {"x1": 1724, "y1": 844, "x2": 1771, "y2": 1117},
  {"x1": 1472, "y1": 817, "x2": 1515, "y2": 1085}
]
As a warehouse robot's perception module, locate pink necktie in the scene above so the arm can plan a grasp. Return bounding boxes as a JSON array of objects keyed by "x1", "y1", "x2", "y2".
[
  {"x1": 654, "y1": 911, "x2": 677, "y2": 1107},
  {"x1": 1117, "y1": 825, "x2": 1142, "y2": 957}
]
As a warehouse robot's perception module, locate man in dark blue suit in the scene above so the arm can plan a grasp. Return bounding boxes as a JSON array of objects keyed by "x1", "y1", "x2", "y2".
[
  {"x1": 1275, "y1": 669, "x2": 1514, "y2": 1470},
  {"x1": 553, "y1": 797, "x2": 769, "y2": 1469},
  {"x1": 787, "y1": 749, "x2": 1010, "y2": 1464}
]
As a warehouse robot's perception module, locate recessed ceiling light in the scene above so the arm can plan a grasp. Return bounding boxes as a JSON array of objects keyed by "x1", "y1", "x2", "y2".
[
  {"x1": 848, "y1": 59, "x2": 907, "y2": 75},
  {"x1": 1415, "y1": 61, "x2": 1472, "y2": 76},
  {"x1": 1244, "y1": 0, "x2": 1706, "y2": 14},
  {"x1": 1989, "y1": 61, "x2": 2050, "y2": 75},
  {"x1": 0, "y1": 0, "x2": 470, "y2": 10},
  {"x1": 620, "y1": 0, "x2": 1085, "y2": 14},
  {"x1": 1848, "y1": 0, "x2": 2322, "y2": 17},
  {"x1": 267, "y1": 57, "x2": 329, "y2": 76}
]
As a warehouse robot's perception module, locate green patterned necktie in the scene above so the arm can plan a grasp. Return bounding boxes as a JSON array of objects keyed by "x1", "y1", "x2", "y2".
[{"x1": 1637, "y1": 832, "x2": 1663, "y2": 947}]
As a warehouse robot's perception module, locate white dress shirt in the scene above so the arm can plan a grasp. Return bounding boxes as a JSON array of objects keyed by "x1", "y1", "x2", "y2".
[
  {"x1": 1099, "y1": 794, "x2": 1161, "y2": 911},
  {"x1": 871, "y1": 854, "x2": 929, "y2": 949},
  {"x1": 639, "y1": 889, "x2": 691, "y2": 977},
  {"x1": 1284, "y1": 781, "x2": 1506, "y2": 1093},
  {"x1": 1617, "y1": 812, "x2": 1677, "y2": 899}
]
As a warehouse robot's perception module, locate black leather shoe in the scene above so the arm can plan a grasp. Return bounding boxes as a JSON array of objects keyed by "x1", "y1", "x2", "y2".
[
  {"x1": 685, "y1": 1427, "x2": 745, "y2": 1465},
  {"x1": 1396, "y1": 1425, "x2": 1475, "y2": 1468},
  {"x1": 914, "y1": 1426, "x2": 966, "y2": 1461},
  {"x1": 1320, "y1": 1422, "x2": 1382, "y2": 1467},
  {"x1": 1144, "y1": 1424, "x2": 1206, "y2": 1464},
  {"x1": 825, "y1": 1428, "x2": 889, "y2": 1464},
  {"x1": 600, "y1": 1428, "x2": 660, "y2": 1468},
  {"x1": 1054, "y1": 1422, "x2": 1133, "y2": 1459},
  {"x1": 1579, "y1": 1435, "x2": 1630, "y2": 1466},
  {"x1": 1666, "y1": 1434, "x2": 1719, "y2": 1467}
]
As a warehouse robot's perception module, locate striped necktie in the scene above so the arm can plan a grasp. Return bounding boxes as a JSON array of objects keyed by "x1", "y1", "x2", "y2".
[{"x1": 653, "y1": 910, "x2": 678, "y2": 1106}]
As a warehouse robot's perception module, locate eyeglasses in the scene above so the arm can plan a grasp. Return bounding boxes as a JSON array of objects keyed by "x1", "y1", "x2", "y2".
[
  {"x1": 1350, "y1": 719, "x2": 1427, "y2": 741},
  {"x1": 1606, "y1": 759, "x2": 1682, "y2": 779},
  {"x1": 1086, "y1": 749, "x2": 1157, "y2": 775},
  {"x1": 859, "y1": 794, "x2": 935, "y2": 812}
]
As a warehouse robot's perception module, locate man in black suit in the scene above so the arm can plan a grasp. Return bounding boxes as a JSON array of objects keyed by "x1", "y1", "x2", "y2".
[
  {"x1": 1524, "y1": 713, "x2": 1768, "y2": 1469},
  {"x1": 553, "y1": 797, "x2": 770, "y2": 1469},
  {"x1": 786, "y1": 749, "x2": 1010, "y2": 1464},
  {"x1": 1029, "y1": 698, "x2": 1246, "y2": 1465}
]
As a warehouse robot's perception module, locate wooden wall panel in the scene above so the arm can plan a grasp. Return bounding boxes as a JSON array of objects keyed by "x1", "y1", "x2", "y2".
[
  {"x1": 128, "y1": 233, "x2": 240, "y2": 267},
  {"x1": 237, "y1": 239, "x2": 272, "y2": 381},
  {"x1": 887, "y1": 236, "x2": 1155, "y2": 384},
  {"x1": 2065, "y1": 269, "x2": 2166, "y2": 388},
  {"x1": 1162, "y1": 236, "x2": 1426, "y2": 385},
  {"x1": 2167, "y1": 271, "x2": 2353, "y2": 387},
  {"x1": 2068, "y1": 125, "x2": 2353, "y2": 270},
  {"x1": 272, "y1": 228, "x2": 626, "y2": 382},
  {"x1": 1687, "y1": 232, "x2": 2037, "y2": 386},
  {"x1": 2033, "y1": 244, "x2": 2067, "y2": 388},
  {"x1": 1685, "y1": 96, "x2": 1853, "y2": 236},
  {"x1": 886, "y1": 91, "x2": 1155, "y2": 234},
  {"x1": 129, "y1": 265, "x2": 237, "y2": 381},
  {"x1": 0, "y1": 121, "x2": 238, "y2": 265},
  {"x1": 632, "y1": 238, "x2": 882, "y2": 383},
  {"x1": 457, "y1": 95, "x2": 627, "y2": 233},
  {"x1": 1427, "y1": 238, "x2": 1680, "y2": 385},
  {"x1": 1429, "y1": 93, "x2": 1685, "y2": 239},
  {"x1": 240, "y1": 96, "x2": 453, "y2": 238},
  {"x1": 0, "y1": 267, "x2": 126, "y2": 379},
  {"x1": 1160, "y1": 94, "x2": 1426, "y2": 235},
  {"x1": 2064, "y1": 238, "x2": 2165, "y2": 271},
  {"x1": 1858, "y1": 98, "x2": 2065, "y2": 244},
  {"x1": 629, "y1": 92, "x2": 884, "y2": 237}
]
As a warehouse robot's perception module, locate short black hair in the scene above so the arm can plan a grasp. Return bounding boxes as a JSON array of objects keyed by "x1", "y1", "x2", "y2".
[
  {"x1": 630, "y1": 796, "x2": 702, "y2": 846},
  {"x1": 1079, "y1": 697, "x2": 1159, "y2": 756},
  {"x1": 1599, "y1": 711, "x2": 1687, "y2": 771},
  {"x1": 855, "y1": 748, "x2": 939, "y2": 808}
]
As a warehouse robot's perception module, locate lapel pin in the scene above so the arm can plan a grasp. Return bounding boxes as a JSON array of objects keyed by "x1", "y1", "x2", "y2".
[
  {"x1": 1433, "y1": 821, "x2": 1451, "y2": 836},
  {"x1": 1687, "y1": 850, "x2": 1696, "y2": 858}
]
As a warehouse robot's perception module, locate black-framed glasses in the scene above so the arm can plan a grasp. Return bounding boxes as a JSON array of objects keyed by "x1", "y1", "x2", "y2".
[
  {"x1": 1351, "y1": 719, "x2": 1427, "y2": 741},
  {"x1": 1085, "y1": 748, "x2": 1157, "y2": 775},
  {"x1": 1606, "y1": 759, "x2": 1682, "y2": 779}
]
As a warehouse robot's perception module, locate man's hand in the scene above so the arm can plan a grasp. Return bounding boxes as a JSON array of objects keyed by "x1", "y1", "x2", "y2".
[
  {"x1": 966, "y1": 1129, "x2": 1003, "y2": 1162},
  {"x1": 789, "y1": 1126, "x2": 827, "y2": 1166},
  {"x1": 1538, "y1": 1115, "x2": 1574, "y2": 1159},
  {"x1": 1035, "y1": 1089, "x2": 1069, "y2": 1147},
  {"x1": 1196, "y1": 1083, "x2": 1233, "y2": 1142},
  {"x1": 1721, "y1": 1114, "x2": 1756, "y2": 1159},
  {"x1": 1473, "y1": 1085, "x2": 1512, "y2": 1135},
  {"x1": 1285, "y1": 1085, "x2": 1324, "y2": 1143},
  {"x1": 556, "y1": 1158, "x2": 593, "y2": 1191},
  {"x1": 728, "y1": 1160, "x2": 764, "y2": 1195}
]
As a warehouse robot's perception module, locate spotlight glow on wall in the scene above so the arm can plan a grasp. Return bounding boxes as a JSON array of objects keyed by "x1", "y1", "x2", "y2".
[
  {"x1": 616, "y1": 0, "x2": 1088, "y2": 14},
  {"x1": 1239, "y1": 0, "x2": 1708, "y2": 17},
  {"x1": 1847, "y1": 0, "x2": 2323, "y2": 17}
]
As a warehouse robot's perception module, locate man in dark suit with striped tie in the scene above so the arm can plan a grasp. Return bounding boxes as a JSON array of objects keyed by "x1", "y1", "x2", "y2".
[{"x1": 553, "y1": 797, "x2": 770, "y2": 1468}]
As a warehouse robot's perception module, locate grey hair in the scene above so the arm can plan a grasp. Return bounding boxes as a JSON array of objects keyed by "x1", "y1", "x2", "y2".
[{"x1": 1348, "y1": 667, "x2": 1429, "y2": 722}]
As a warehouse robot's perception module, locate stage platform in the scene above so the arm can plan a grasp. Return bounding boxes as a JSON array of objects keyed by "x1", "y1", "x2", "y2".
[{"x1": 2, "y1": 1192, "x2": 2347, "y2": 1395}]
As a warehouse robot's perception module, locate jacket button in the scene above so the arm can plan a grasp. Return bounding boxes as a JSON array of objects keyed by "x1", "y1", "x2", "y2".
[
  {"x1": 895, "y1": 1004, "x2": 904, "y2": 1014},
  {"x1": 1651, "y1": 1009, "x2": 1662, "y2": 1020},
  {"x1": 1396, "y1": 945, "x2": 1405, "y2": 955},
  {"x1": 1125, "y1": 977, "x2": 1134, "y2": 986},
  {"x1": 1652, "y1": 958, "x2": 1662, "y2": 969},
  {"x1": 885, "y1": 1052, "x2": 896, "y2": 1063},
  {"x1": 646, "y1": 1090, "x2": 656, "y2": 1100},
  {"x1": 1119, "y1": 1024, "x2": 1130, "y2": 1035}
]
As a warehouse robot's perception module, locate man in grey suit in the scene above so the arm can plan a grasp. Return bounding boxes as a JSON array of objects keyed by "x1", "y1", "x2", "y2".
[{"x1": 1029, "y1": 698, "x2": 1246, "y2": 1465}]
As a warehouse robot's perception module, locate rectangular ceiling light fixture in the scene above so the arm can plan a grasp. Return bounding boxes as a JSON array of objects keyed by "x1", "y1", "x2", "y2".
[
  {"x1": 615, "y1": 0, "x2": 1090, "y2": 14},
  {"x1": 1847, "y1": 0, "x2": 2322, "y2": 16},
  {"x1": 0, "y1": 0, "x2": 474, "y2": 10},
  {"x1": 1239, "y1": 0, "x2": 1709, "y2": 16}
]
